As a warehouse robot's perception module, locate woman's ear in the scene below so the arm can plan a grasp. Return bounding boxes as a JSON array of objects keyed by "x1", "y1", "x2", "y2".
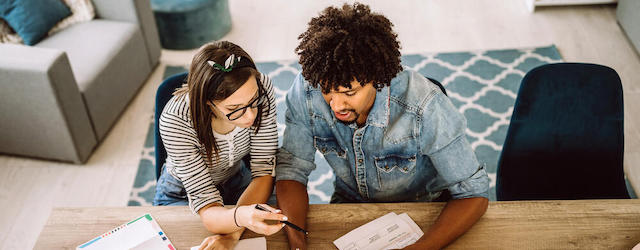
[{"x1": 206, "y1": 101, "x2": 217, "y2": 113}]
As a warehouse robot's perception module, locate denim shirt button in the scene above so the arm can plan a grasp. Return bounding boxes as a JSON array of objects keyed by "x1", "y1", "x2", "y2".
[
  {"x1": 321, "y1": 148, "x2": 327, "y2": 153},
  {"x1": 403, "y1": 167, "x2": 408, "y2": 171},
  {"x1": 385, "y1": 165, "x2": 389, "y2": 170},
  {"x1": 358, "y1": 159, "x2": 363, "y2": 163}
]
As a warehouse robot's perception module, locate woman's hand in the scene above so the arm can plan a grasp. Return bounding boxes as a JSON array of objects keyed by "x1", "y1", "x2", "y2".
[
  {"x1": 235, "y1": 204, "x2": 287, "y2": 235},
  {"x1": 197, "y1": 234, "x2": 238, "y2": 250}
]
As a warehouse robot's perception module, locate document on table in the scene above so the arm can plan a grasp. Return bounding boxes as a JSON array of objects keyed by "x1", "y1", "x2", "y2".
[
  {"x1": 333, "y1": 212, "x2": 424, "y2": 250},
  {"x1": 190, "y1": 237, "x2": 266, "y2": 250}
]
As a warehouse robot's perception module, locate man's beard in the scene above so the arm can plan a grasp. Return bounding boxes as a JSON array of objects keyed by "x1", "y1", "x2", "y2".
[{"x1": 336, "y1": 109, "x2": 360, "y2": 126}]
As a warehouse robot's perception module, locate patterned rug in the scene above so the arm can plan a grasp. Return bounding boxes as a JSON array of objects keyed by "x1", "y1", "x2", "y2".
[{"x1": 128, "y1": 45, "x2": 636, "y2": 206}]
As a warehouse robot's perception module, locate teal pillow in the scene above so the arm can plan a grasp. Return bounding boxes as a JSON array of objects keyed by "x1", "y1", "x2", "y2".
[{"x1": 0, "y1": 0, "x2": 72, "y2": 45}]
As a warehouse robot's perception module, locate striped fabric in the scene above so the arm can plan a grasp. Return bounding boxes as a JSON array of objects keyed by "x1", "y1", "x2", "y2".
[{"x1": 159, "y1": 73, "x2": 277, "y2": 214}]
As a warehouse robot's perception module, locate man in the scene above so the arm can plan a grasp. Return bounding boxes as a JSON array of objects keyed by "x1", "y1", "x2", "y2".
[{"x1": 276, "y1": 3, "x2": 490, "y2": 250}]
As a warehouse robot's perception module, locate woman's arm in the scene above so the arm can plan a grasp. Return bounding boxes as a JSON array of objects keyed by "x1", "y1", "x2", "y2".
[
  {"x1": 198, "y1": 175, "x2": 282, "y2": 235},
  {"x1": 198, "y1": 74, "x2": 281, "y2": 237}
]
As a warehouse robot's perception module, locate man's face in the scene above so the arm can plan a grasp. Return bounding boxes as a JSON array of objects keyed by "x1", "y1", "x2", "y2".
[{"x1": 321, "y1": 79, "x2": 377, "y2": 126}]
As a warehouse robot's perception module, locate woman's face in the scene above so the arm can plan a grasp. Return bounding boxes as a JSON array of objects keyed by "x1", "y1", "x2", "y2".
[{"x1": 209, "y1": 76, "x2": 262, "y2": 128}]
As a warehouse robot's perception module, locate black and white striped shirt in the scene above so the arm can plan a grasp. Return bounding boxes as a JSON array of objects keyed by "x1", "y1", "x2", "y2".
[{"x1": 159, "y1": 73, "x2": 278, "y2": 213}]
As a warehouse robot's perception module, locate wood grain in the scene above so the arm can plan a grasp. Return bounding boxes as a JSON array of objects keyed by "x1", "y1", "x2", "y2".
[
  {"x1": 2, "y1": 1, "x2": 640, "y2": 249},
  {"x1": 34, "y1": 200, "x2": 640, "y2": 250}
]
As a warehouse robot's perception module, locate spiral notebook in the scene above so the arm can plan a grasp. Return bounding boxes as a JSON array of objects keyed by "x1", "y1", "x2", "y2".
[{"x1": 76, "y1": 213, "x2": 175, "y2": 250}]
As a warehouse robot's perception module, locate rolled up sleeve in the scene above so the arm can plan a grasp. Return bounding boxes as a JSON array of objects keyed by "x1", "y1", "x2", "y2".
[
  {"x1": 275, "y1": 73, "x2": 317, "y2": 185},
  {"x1": 420, "y1": 92, "x2": 490, "y2": 199}
]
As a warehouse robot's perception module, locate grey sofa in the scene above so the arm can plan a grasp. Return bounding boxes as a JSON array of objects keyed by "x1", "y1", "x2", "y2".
[
  {"x1": 617, "y1": 0, "x2": 640, "y2": 54},
  {"x1": 0, "y1": 0, "x2": 161, "y2": 163}
]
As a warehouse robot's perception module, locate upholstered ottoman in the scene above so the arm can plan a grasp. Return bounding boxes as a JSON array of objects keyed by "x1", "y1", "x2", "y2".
[{"x1": 151, "y1": 0, "x2": 231, "y2": 50}]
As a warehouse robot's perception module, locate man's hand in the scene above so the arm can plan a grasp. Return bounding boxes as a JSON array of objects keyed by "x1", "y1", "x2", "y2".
[
  {"x1": 404, "y1": 197, "x2": 489, "y2": 250},
  {"x1": 276, "y1": 180, "x2": 310, "y2": 250},
  {"x1": 197, "y1": 234, "x2": 238, "y2": 250}
]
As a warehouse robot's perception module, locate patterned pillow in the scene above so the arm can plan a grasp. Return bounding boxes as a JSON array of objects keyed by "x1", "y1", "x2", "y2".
[
  {"x1": 0, "y1": 19, "x2": 22, "y2": 44},
  {"x1": 48, "y1": 0, "x2": 96, "y2": 35},
  {"x1": 0, "y1": 0, "x2": 71, "y2": 45},
  {"x1": 0, "y1": 0, "x2": 95, "y2": 44}
]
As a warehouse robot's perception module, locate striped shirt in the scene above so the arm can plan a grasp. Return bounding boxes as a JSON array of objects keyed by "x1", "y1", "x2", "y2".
[{"x1": 159, "y1": 73, "x2": 278, "y2": 214}]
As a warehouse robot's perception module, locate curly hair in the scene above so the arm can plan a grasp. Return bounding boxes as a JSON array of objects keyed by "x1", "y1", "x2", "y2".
[{"x1": 296, "y1": 3, "x2": 403, "y2": 93}]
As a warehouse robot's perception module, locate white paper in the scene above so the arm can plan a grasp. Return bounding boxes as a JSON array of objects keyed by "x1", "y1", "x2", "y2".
[
  {"x1": 191, "y1": 237, "x2": 267, "y2": 250},
  {"x1": 333, "y1": 212, "x2": 424, "y2": 250}
]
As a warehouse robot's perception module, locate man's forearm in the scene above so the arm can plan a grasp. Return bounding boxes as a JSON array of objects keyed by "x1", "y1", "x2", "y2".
[
  {"x1": 405, "y1": 197, "x2": 489, "y2": 250},
  {"x1": 276, "y1": 180, "x2": 309, "y2": 250}
]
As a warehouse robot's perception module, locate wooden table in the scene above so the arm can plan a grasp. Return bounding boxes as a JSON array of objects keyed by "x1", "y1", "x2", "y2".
[{"x1": 35, "y1": 200, "x2": 640, "y2": 249}]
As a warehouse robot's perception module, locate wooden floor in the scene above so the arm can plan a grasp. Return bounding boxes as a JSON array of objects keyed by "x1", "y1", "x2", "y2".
[{"x1": 1, "y1": 1, "x2": 639, "y2": 249}]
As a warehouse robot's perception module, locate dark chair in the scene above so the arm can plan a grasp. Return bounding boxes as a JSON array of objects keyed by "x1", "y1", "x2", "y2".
[
  {"x1": 426, "y1": 77, "x2": 448, "y2": 96},
  {"x1": 155, "y1": 72, "x2": 188, "y2": 180},
  {"x1": 496, "y1": 63, "x2": 629, "y2": 200}
]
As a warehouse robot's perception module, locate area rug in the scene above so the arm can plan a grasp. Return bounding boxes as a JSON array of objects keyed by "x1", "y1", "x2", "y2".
[{"x1": 127, "y1": 45, "x2": 636, "y2": 206}]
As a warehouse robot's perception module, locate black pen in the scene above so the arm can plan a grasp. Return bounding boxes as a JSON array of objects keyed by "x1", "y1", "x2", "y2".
[{"x1": 254, "y1": 204, "x2": 309, "y2": 235}]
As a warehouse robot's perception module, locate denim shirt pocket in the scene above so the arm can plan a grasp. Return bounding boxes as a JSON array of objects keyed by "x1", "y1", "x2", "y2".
[
  {"x1": 313, "y1": 136, "x2": 347, "y2": 159},
  {"x1": 374, "y1": 154, "x2": 417, "y2": 190}
]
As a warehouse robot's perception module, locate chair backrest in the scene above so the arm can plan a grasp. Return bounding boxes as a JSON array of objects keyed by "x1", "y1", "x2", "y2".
[
  {"x1": 155, "y1": 72, "x2": 188, "y2": 180},
  {"x1": 496, "y1": 63, "x2": 629, "y2": 200},
  {"x1": 426, "y1": 77, "x2": 448, "y2": 96}
]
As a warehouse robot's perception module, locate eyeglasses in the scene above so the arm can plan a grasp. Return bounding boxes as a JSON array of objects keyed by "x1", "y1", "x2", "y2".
[{"x1": 215, "y1": 88, "x2": 265, "y2": 121}]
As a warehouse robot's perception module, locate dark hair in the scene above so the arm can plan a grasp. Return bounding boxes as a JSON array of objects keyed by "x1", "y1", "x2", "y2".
[
  {"x1": 175, "y1": 41, "x2": 267, "y2": 165},
  {"x1": 296, "y1": 2, "x2": 403, "y2": 93}
]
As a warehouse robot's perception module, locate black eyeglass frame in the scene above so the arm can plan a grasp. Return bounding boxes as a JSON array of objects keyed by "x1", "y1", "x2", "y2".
[{"x1": 216, "y1": 82, "x2": 266, "y2": 121}]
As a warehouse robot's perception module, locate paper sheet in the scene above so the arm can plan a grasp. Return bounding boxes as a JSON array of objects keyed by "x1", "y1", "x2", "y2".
[
  {"x1": 333, "y1": 212, "x2": 424, "y2": 250},
  {"x1": 191, "y1": 237, "x2": 267, "y2": 250}
]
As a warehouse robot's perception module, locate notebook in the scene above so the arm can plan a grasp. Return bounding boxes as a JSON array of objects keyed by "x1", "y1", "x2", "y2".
[{"x1": 76, "y1": 213, "x2": 175, "y2": 250}]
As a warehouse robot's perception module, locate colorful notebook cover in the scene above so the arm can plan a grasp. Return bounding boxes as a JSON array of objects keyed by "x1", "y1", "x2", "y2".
[{"x1": 76, "y1": 213, "x2": 175, "y2": 250}]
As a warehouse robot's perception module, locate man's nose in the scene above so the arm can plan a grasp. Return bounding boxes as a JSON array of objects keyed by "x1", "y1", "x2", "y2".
[{"x1": 330, "y1": 95, "x2": 347, "y2": 111}]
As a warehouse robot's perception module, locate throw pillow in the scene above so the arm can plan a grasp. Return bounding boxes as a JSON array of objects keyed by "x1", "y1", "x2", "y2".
[
  {"x1": 0, "y1": 19, "x2": 22, "y2": 44},
  {"x1": 0, "y1": 0, "x2": 72, "y2": 45},
  {"x1": 49, "y1": 0, "x2": 96, "y2": 35}
]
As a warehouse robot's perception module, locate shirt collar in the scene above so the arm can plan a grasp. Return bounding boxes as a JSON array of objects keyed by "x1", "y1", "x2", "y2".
[{"x1": 364, "y1": 85, "x2": 390, "y2": 128}]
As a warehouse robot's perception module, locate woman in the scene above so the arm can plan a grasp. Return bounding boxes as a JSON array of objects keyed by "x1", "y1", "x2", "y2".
[{"x1": 153, "y1": 41, "x2": 285, "y2": 249}]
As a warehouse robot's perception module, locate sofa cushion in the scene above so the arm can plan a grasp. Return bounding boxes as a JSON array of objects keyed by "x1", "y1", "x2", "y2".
[
  {"x1": 37, "y1": 20, "x2": 140, "y2": 91},
  {"x1": 0, "y1": 0, "x2": 71, "y2": 45},
  {"x1": 36, "y1": 19, "x2": 152, "y2": 139}
]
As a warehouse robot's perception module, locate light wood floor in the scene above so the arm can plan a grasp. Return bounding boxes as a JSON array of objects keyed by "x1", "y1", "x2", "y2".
[{"x1": 1, "y1": 1, "x2": 639, "y2": 249}]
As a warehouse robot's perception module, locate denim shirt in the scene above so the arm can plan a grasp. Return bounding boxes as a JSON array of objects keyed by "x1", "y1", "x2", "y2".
[{"x1": 276, "y1": 70, "x2": 489, "y2": 202}]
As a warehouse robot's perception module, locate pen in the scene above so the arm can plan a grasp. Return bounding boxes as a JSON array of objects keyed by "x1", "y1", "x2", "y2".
[{"x1": 254, "y1": 204, "x2": 309, "y2": 235}]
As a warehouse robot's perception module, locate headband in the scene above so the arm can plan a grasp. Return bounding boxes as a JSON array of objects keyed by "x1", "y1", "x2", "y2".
[{"x1": 207, "y1": 54, "x2": 252, "y2": 72}]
